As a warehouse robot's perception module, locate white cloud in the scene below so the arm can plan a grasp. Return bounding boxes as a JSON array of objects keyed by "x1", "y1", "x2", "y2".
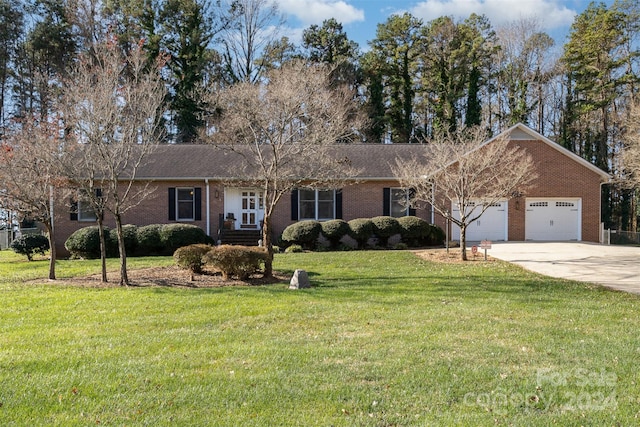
[
  {"x1": 409, "y1": 0, "x2": 576, "y2": 30},
  {"x1": 276, "y1": 0, "x2": 365, "y2": 25}
]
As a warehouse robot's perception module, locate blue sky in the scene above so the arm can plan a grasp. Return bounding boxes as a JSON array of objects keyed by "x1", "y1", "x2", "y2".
[{"x1": 273, "y1": 0, "x2": 612, "y2": 50}]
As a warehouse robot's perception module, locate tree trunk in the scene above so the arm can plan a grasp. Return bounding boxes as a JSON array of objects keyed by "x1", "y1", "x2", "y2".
[
  {"x1": 114, "y1": 214, "x2": 129, "y2": 286},
  {"x1": 97, "y1": 216, "x2": 108, "y2": 283},
  {"x1": 262, "y1": 216, "x2": 274, "y2": 278},
  {"x1": 44, "y1": 221, "x2": 56, "y2": 280},
  {"x1": 460, "y1": 224, "x2": 468, "y2": 261}
]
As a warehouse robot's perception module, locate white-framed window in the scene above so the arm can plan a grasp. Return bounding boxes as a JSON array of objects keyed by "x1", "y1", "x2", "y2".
[
  {"x1": 299, "y1": 189, "x2": 335, "y2": 220},
  {"x1": 77, "y1": 189, "x2": 99, "y2": 222},
  {"x1": 177, "y1": 187, "x2": 195, "y2": 221}
]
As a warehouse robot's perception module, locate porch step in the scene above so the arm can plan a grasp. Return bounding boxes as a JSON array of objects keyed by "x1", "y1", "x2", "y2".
[{"x1": 219, "y1": 230, "x2": 262, "y2": 246}]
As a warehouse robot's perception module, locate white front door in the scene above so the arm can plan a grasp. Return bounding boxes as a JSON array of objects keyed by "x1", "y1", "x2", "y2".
[
  {"x1": 452, "y1": 201, "x2": 508, "y2": 241},
  {"x1": 525, "y1": 198, "x2": 580, "y2": 240},
  {"x1": 240, "y1": 190, "x2": 262, "y2": 229}
]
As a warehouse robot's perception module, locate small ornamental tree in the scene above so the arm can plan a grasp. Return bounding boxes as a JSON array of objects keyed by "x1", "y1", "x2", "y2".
[
  {"x1": 61, "y1": 40, "x2": 166, "y2": 285},
  {"x1": 394, "y1": 126, "x2": 536, "y2": 260},
  {"x1": 202, "y1": 60, "x2": 364, "y2": 277},
  {"x1": 0, "y1": 117, "x2": 68, "y2": 279}
]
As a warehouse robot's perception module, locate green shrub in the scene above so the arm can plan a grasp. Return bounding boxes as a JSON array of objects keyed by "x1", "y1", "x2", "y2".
[
  {"x1": 397, "y1": 216, "x2": 432, "y2": 247},
  {"x1": 136, "y1": 224, "x2": 164, "y2": 255},
  {"x1": 160, "y1": 224, "x2": 209, "y2": 254},
  {"x1": 426, "y1": 224, "x2": 446, "y2": 246},
  {"x1": 320, "y1": 219, "x2": 350, "y2": 249},
  {"x1": 393, "y1": 242, "x2": 409, "y2": 250},
  {"x1": 65, "y1": 226, "x2": 114, "y2": 259},
  {"x1": 348, "y1": 218, "x2": 374, "y2": 249},
  {"x1": 10, "y1": 234, "x2": 49, "y2": 261},
  {"x1": 174, "y1": 244, "x2": 213, "y2": 278},
  {"x1": 282, "y1": 220, "x2": 321, "y2": 250},
  {"x1": 109, "y1": 224, "x2": 138, "y2": 256},
  {"x1": 203, "y1": 245, "x2": 269, "y2": 280},
  {"x1": 284, "y1": 244, "x2": 303, "y2": 253},
  {"x1": 371, "y1": 216, "x2": 401, "y2": 247}
]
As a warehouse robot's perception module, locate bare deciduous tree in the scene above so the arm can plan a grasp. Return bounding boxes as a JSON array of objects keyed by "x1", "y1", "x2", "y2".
[
  {"x1": 622, "y1": 100, "x2": 640, "y2": 188},
  {"x1": 62, "y1": 40, "x2": 165, "y2": 286},
  {"x1": 0, "y1": 117, "x2": 68, "y2": 279},
  {"x1": 203, "y1": 61, "x2": 363, "y2": 276},
  {"x1": 220, "y1": 0, "x2": 285, "y2": 84},
  {"x1": 394, "y1": 126, "x2": 537, "y2": 260}
]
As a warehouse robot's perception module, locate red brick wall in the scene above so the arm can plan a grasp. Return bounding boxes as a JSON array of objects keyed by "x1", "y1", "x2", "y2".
[
  {"x1": 430, "y1": 139, "x2": 606, "y2": 243},
  {"x1": 53, "y1": 138, "x2": 606, "y2": 255},
  {"x1": 508, "y1": 139, "x2": 604, "y2": 242}
]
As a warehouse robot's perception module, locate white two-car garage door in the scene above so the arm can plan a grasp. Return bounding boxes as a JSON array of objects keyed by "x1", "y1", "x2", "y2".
[
  {"x1": 525, "y1": 198, "x2": 581, "y2": 241},
  {"x1": 452, "y1": 201, "x2": 508, "y2": 241}
]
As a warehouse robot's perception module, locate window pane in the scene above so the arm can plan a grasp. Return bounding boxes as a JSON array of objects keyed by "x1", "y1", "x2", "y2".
[
  {"x1": 299, "y1": 201, "x2": 315, "y2": 219},
  {"x1": 78, "y1": 200, "x2": 97, "y2": 221},
  {"x1": 299, "y1": 189, "x2": 315, "y2": 202},
  {"x1": 390, "y1": 188, "x2": 408, "y2": 217},
  {"x1": 317, "y1": 201, "x2": 334, "y2": 219},
  {"x1": 77, "y1": 190, "x2": 97, "y2": 221},
  {"x1": 177, "y1": 188, "x2": 194, "y2": 220},
  {"x1": 318, "y1": 190, "x2": 333, "y2": 201},
  {"x1": 178, "y1": 201, "x2": 194, "y2": 219}
]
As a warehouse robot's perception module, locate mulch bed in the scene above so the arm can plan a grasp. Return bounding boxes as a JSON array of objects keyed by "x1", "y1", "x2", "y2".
[{"x1": 32, "y1": 265, "x2": 288, "y2": 288}]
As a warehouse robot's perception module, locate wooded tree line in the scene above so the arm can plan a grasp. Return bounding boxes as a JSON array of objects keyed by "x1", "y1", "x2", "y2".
[{"x1": 0, "y1": 0, "x2": 639, "y2": 231}]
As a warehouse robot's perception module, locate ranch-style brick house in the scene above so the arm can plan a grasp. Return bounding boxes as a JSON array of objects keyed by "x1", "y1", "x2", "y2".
[{"x1": 53, "y1": 123, "x2": 610, "y2": 256}]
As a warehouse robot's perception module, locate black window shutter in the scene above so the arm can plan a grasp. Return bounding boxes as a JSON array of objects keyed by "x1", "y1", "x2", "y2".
[
  {"x1": 194, "y1": 188, "x2": 202, "y2": 221},
  {"x1": 383, "y1": 188, "x2": 391, "y2": 216},
  {"x1": 291, "y1": 189, "x2": 299, "y2": 220},
  {"x1": 168, "y1": 188, "x2": 176, "y2": 220},
  {"x1": 335, "y1": 190, "x2": 343, "y2": 219},
  {"x1": 408, "y1": 188, "x2": 416, "y2": 216},
  {"x1": 70, "y1": 199, "x2": 78, "y2": 221}
]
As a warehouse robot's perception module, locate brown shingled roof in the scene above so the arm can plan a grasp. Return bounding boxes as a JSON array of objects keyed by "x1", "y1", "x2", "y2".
[{"x1": 135, "y1": 143, "x2": 429, "y2": 180}]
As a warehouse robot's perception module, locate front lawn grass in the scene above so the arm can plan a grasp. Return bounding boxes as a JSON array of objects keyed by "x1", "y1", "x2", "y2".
[{"x1": 0, "y1": 250, "x2": 638, "y2": 426}]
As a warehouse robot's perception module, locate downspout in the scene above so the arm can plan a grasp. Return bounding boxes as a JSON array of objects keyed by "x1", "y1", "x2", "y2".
[
  {"x1": 600, "y1": 180, "x2": 607, "y2": 244},
  {"x1": 431, "y1": 181, "x2": 435, "y2": 224},
  {"x1": 205, "y1": 179, "x2": 210, "y2": 236}
]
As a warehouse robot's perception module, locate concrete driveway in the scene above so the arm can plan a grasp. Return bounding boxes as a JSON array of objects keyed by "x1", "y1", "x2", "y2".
[{"x1": 486, "y1": 242, "x2": 640, "y2": 294}]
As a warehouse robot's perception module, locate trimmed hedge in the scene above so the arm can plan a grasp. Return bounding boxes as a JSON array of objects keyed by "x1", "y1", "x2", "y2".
[
  {"x1": 371, "y1": 216, "x2": 401, "y2": 247},
  {"x1": 65, "y1": 226, "x2": 112, "y2": 259},
  {"x1": 320, "y1": 219, "x2": 350, "y2": 249},
  {"x1": 136, "y1": 224, "x2": 164, "y2": 255},
  {"x1": 10, "y1": 234, "x2": 49, "y2": 261},
  {"x1": 397, "y1": 216, "x2": 432, "y2": 247},
  {"x1": 426, "y1": 224, "x2": 446, "y2": 246},
  {"x1": 282, "y1": 220, "x2": 322, "y2": 250},
  {"x1": 109, "y1": 224, "x2": 138, "y2": 255},
  {"x1": 203, "y1": 245, "x2": 268, "y2": 280},
  {"x1": 65, "y1": 223, "x2": 215, "y2": 258},
  {"x1": 160, "y1": 224, "x2": 210, "y2": 254},
  {"x1": 348, "y1": 218, "x2": 374, "y2": 249}
]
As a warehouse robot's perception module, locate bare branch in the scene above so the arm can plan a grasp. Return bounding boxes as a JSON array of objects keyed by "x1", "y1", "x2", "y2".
[
  {"x1": 393, "y1": 126, "x2": 537, "y2": 260},
  {"x1": 201, "y1": 60, "x2": 364, "y2": 275}
]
